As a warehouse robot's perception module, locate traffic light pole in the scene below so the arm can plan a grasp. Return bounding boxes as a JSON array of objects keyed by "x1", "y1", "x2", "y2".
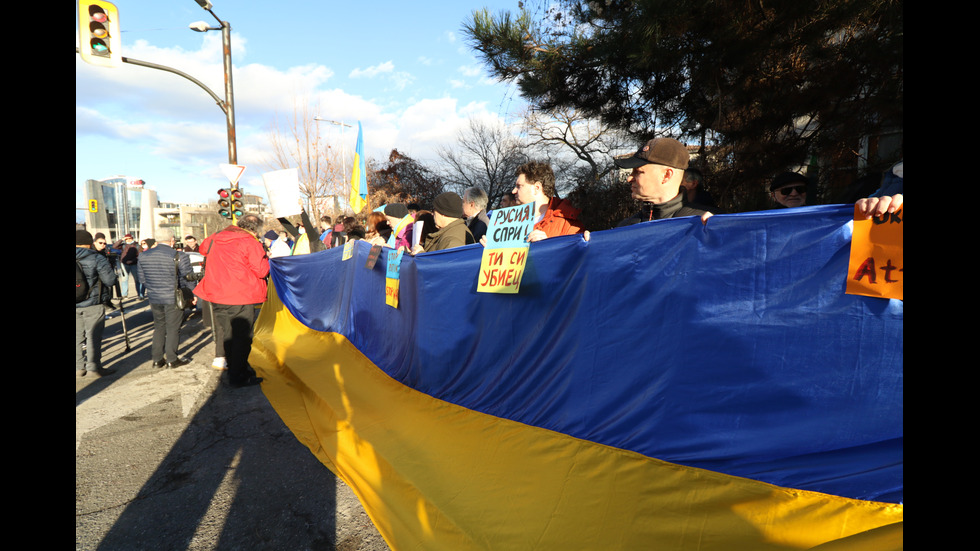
[{"x1": 75, "y1": 46, "x2": 237, "y2": 168}]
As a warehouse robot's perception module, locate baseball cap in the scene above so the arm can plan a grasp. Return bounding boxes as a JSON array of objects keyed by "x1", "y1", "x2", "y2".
[{"x1": 615, "y1": 138, "x2": 690, "y2": 170}]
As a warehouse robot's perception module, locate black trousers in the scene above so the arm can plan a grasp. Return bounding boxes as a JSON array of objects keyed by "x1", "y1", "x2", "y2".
[
  {"x1": 150, "y1": 303, "x2": 183, "y2": 363},
  {"x1": 212, "y1": 303, "x2": 259, "y2": 384}
]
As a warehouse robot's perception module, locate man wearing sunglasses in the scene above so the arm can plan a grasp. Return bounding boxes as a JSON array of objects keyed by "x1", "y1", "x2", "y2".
[{"x1": 769, "y1": 172, "x2": 809, "y2": 208}]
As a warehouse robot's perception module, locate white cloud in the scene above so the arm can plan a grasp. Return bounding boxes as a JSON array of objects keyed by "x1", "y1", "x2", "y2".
[
  {"x1": 77, "y1": 28, "x2": 524, "y2": 205},
  {"x1": 349, "y1": 61, "x2": 395, "y2": 79},
  {"x1": 458, "y1": 64, "x2": 482, "y2": 77}
]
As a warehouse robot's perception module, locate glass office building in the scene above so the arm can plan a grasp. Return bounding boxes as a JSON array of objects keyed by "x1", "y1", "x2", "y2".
[{"x1": 84, "y1": 176, "x2": 156, "y2": 243}]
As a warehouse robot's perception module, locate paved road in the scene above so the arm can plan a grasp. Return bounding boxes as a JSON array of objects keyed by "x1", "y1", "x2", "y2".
[{"x1": 76, "y1": 293, "x2": 390, "y2": 551}]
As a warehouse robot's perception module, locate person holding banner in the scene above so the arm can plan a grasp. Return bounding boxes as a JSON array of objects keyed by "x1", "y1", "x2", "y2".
[
  {"x1": 769, "y1": 172, "x2": 810, "y2": 208},
  {"x1": 614, "y1": 138, "x2": 713, "y2": 226},
  {"x1": 384, "y1": 203, "x2": 416, "y2": 252},
  {"x1": 412, "y1": 192, "x2": 475, "y2": 254},
  {"x1": 462, "y1": 186, "x2": 491, "y2": 242},
  {"x1": 512, "y1": 161, "x2": 586, "y2": 242}
]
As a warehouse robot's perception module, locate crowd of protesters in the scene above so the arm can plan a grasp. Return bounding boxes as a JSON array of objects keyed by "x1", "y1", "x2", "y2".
[{"x1": 76, "y1": 136, "x2": 902, "y2": 387}]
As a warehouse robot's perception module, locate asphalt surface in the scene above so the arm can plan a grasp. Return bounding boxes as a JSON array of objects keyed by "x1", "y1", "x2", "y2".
[{"x1": 76, "y1": 289, "x2": 391, "y2": 551}]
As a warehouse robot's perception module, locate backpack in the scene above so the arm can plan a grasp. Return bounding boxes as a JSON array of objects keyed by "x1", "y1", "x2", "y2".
[{"x1": 75, "y1": 260, "x2": 90, "y2": 303}]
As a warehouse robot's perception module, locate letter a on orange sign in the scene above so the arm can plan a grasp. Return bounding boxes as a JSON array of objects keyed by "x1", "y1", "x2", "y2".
[{"x1": 846, "y1": 205, "x2": 903, "y2": 300}]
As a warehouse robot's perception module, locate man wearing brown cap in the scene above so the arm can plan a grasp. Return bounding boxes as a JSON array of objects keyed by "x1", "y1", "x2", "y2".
[
  {"x1": 614, "y1": 138, "x2": 713, "y2": 226},
  {"x1": 412, "y1": 192, "x2": 475, "y2": 253}
]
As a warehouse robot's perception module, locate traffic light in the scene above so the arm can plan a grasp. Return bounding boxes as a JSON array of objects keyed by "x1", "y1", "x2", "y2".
[
  {"x1": 217, "y1": 188, "x2": 244, "y2": 219},
  {"x1": 78, "y1": 1, "x2": 121, "y2": 68}
]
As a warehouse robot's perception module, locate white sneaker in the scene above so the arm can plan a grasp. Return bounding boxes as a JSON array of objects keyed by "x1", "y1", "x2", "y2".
[{"x1": 212, "y1": 357, "x2": 227, "y2": 370}]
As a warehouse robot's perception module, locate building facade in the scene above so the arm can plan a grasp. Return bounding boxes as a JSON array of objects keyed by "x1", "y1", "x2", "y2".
[{"x1": 84, "y1": 176, "x2": 270, "y2": 244}]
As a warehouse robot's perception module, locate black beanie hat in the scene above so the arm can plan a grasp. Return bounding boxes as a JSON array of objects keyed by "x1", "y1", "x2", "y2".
[
  {"x1": 76, "y1": 230, "x2": 94, "y2": 246},
  {"x1": 384, "y1": 203, "x2": 409, "y2": 219},
  {"x1": 769, "y1": 172, "x2": 810, "y2": 192},
  {"x1": 432, "y1": 192, "x2": 464, "y2": 218}
]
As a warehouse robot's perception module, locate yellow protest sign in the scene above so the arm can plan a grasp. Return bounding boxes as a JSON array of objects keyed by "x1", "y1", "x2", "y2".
[
  {"x1": 478, "y1": 247, "x2": 527, "y2": 294},
  {"x1": 846, "y1": 205, "x2": 903, "y2": 300},
  {"x1": 385, "y1": 278, "x2": 400, "y2": 308}
]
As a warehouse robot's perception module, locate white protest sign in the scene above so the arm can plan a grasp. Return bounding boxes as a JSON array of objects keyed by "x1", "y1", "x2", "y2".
[{"x1": 262, "y1": 168, "x2": 303, "y2": 218}]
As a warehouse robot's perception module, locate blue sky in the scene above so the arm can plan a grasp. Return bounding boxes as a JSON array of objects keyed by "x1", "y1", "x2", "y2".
[{"x1": 76, "y1": 0, "x2": 528, "y2": 218}]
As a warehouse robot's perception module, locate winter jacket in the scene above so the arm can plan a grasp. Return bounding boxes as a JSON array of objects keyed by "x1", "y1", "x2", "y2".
[
  {"x1": 466, "y1": 209, "x2": 490, "y2": 243},
  {"x1": 193, "y1": 226, "x2": 269, "y2": 306},
  {"x1": 617, "y1": 192, "x2": 711, "y2": 227},
  {"x1": 536, "y1": 197, "x2": 586, "y2": 238},
  {"x1": 422, "y1": 218, "x2": 475, "y2": 252},
  {"x1": 76, "y1": 247, "x2": 117, "y2": 308},
  {"x1": 120, "y1": 242, "x2": 140, "y2": 266},
  {"x1": 136, "y1": 244, "x2": 193, "y2": 305}
]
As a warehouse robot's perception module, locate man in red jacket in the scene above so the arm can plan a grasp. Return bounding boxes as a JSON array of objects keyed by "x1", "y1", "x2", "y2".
[{"x1": 194, "y1": 213, "x2": 269, "y2": 388}]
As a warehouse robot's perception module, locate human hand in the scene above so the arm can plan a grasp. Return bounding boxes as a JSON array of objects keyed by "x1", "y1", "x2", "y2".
[
  {"x1": 855, "y1": 194, "x2": 903, "y2": 219},
  {"x1": 526, "y1": 229, "x2": 547, "y2": 243}
]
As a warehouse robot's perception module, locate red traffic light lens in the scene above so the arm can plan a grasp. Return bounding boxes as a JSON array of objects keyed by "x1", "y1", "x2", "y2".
[
  {"x1": 217, "y1": 188, "x2": 230, "y2": 198},
  {"x1": 88, "y1": 6, "x2": 108, "y2": 22}
]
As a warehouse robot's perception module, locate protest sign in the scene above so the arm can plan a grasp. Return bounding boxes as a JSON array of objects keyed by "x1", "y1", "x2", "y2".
[
  {"x1": 386, "y1": 250, "x2": 403, "y2": 308},
  {"x1": 262, "y1": 168, "x2": 303, "y2": 218},
  {"x1": 846, "y1": 205, "x2": 903, "y2": 300},
  {"x1": 365, "y1": 244, "x2": 383, "y2": 270},
  {"x1": 478, "y1": 203, "x2": 535, "y2": 294},
  {"x1": 343, "y1": 240, "x2": 355, "y2": 261}
]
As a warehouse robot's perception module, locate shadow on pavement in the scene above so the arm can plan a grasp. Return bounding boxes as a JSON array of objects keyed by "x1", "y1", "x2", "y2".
[{"x1": 76, "y1": 297, "x2": 382, "y2": 550}]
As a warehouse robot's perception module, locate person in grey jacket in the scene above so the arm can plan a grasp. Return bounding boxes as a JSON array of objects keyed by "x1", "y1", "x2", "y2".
[
  {"x1": 76, "y1": 230, "x2": 118, "y2": 377},
  {"x1": 137, "y1": 238, "x2": 195, "y2": 368}
]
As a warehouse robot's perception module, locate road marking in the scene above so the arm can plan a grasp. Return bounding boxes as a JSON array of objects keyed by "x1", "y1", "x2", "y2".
[{"x1": 76, "y1": 367, "x2": 217, "y2": 448}]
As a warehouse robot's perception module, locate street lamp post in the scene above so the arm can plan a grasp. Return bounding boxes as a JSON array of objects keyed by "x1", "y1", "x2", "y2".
[
  {"x1": 314, "y1": 118, "x2": 353, "y2": 210},
  {"x1": 190, "y1": 0, "x2": 237, "y2": 168}
]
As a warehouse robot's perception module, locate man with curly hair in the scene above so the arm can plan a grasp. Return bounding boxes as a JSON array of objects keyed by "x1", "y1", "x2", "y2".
[{"x1": 512, "y1": 161, "x2": 586, "y2": 242}]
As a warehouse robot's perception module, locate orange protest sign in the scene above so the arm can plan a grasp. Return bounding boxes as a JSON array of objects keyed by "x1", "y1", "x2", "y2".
[{"x1": 846, "y1": 205, "x2": 903, "y2": 300}]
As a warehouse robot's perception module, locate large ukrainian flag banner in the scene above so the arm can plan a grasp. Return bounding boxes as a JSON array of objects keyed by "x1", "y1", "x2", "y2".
[{"x1": 251, "y1": 204, "x2": 903, "y2": 550}]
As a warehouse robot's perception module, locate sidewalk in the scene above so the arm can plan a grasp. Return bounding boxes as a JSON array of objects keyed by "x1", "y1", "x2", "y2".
[{"x1": 76, "y1": 294, "x2": 389, "y2": 551}]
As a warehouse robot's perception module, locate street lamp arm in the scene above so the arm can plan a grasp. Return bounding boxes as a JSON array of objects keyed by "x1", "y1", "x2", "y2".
[{"x1": 84, "y1": 49, "x2": 229, "y2": 115}]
